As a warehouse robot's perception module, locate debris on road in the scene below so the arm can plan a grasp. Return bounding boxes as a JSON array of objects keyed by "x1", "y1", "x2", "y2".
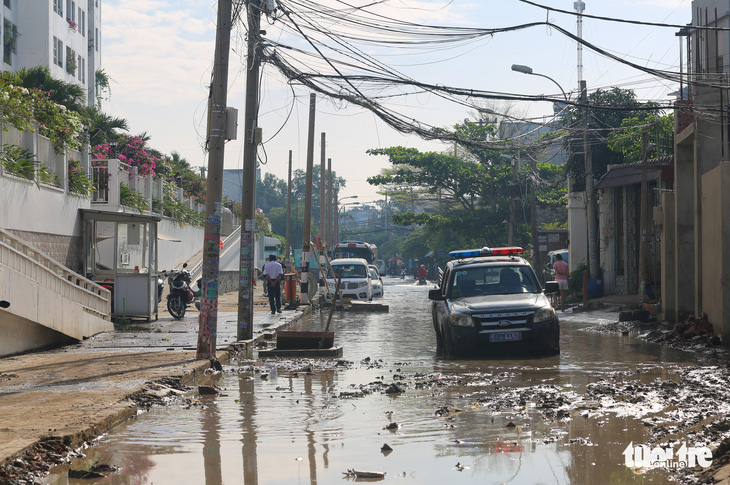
[{"x1": 343, "y1": 469, "x2": 386, "y2": 479}]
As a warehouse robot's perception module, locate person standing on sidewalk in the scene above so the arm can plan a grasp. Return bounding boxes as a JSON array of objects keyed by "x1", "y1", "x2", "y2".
[
  {"x1": 553, "y1": 253, "x2": 569, "y2": 312},
  {"x1": 263, "y1": 254, "x2": 283, "y2": 314}
]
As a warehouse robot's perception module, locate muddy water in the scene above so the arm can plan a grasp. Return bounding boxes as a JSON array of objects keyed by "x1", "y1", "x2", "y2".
[{"x1": 43, "y1": 280, "x2": 699, "y2": 484}]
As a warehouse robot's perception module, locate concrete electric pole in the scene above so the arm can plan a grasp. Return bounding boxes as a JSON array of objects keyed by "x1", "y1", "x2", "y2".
[
  {"x1": 300, "y1": 93, "x2": 316, "y2": 305},
  {"x1": 581, "y1": 80, "x2": 599, "y2": 280},
  {"x1": 285, "y1": 149, "x2": 292, "y2": 269},
  {"x1": 327, "y1": 158, "x2": 333, "y2": 247},
  {"x1": 237, "y1": 0, "x2": 263, "y2": 341},
  {"x1": 197, "y1": 0, "x2": 233, "y2": 360},
  {"x1": 320, "y1": 133, "x2": 326, "y2": 250},
  {"x1": 508, "y1": 150, "x2": 520, "y2": 246}
]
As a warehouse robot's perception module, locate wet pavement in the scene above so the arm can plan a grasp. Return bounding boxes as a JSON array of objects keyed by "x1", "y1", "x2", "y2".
[{"x1": 33, "y1": 279, "x2": 730, "y2": 485}]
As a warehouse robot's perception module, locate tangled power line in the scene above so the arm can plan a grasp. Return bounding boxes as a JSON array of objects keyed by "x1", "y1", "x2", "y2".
[{"x1": 233, "y1": 0, "x2": 715, "y2": 152}]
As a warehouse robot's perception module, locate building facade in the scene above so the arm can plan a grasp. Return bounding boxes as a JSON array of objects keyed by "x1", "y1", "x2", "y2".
[{"x1": 3, "y1": 0, "x2": 101, "y2": 107}]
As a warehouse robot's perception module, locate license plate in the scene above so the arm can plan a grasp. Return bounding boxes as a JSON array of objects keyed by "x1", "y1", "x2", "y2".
[{"x1": 489, "y1": 332, "x2": 522, "y2": 342}]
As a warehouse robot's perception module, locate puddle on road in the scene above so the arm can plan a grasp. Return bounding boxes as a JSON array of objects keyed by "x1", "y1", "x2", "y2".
[{"x1": 42, "y1": 281, "x2": 707, "y2": 484}]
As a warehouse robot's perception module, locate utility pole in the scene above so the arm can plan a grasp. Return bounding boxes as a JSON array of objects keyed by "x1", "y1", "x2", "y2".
[
  {"x1": 638, "y1": 127, "x2": 649, "y2": 301},
  {"x1": 300, "y1": 93, "x2": 316, "y2": 306},
  {"x1": 531, "y1": 156, "x2": 539, "y2": 278},
  {"x1": 285, "y1": 149, "x2": 292, "y2": 269},
  {"x1": 327, "y1": 158, "x2": 332, "y2": 247},
  {"x1": 508, "y1": 150, "x2": 520, "y2": 246},
  {"x1": 319, "y1": 132, "x2": 326, "y2": 251},
  {"x1": 236, "y1": 0, "x2": 262, "y2": 341},
  {"x1": 197, "y1": 0, "x2": 232, "y2": 360},
  {"x1": 334, "y1": 189, "x2": 339, "y2": 246},
  {"x1": 582, "y1": 80, "x2": 599, "y2": 280}
]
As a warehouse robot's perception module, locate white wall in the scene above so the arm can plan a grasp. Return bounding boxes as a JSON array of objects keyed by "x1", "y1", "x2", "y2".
[
  {"x1": 0, "y1": 175, "x2": 89, "y2": 237},
  {"x1": 158, "y1": 220, "x2": 204, "y2": 271}
]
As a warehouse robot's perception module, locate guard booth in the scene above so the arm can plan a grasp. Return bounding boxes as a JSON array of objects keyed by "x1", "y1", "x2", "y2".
[{"x1": 81, "y1": 210, "x2": 160, "y2": 321}]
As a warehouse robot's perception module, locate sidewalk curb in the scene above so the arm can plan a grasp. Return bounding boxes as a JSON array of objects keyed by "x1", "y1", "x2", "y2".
[
  {"x1": 226, "y1": 304, "x2": 312, "y2": 358},
  {"x1": 0, "y1": 353, "x2": 228, "y2": 476},
  {"x1": 0, "y1": 304, "x2": 314, "y2": 480}
]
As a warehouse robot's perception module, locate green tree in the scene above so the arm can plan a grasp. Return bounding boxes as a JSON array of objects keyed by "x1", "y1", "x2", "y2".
[
  {"x1": 367, "y1": 145, "x2": 516, "y2": 249},
  {"x1": 256, "y1": 173, "x2": 287, "y2": 213},
  {"x1": 82, "y1": 107, "x2": 129, "y2": 145},
  {"x1": 561, "y1": 87, "x2": 660, "y2": 179},
  {"x1": 3, "y1": 66, "x2": 85, "y2": 112},
  {"x1": 606, "y1": 113, "x2": 674, "y2": 162}
]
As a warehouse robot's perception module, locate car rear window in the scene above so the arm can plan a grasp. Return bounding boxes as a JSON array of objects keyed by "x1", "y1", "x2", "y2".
[
  {"x1": 330, "y1": 264, "x2": 367, "y2": 278},
  {"x1": 452, "y1": 265, "x2": 539, "y2": 297}
]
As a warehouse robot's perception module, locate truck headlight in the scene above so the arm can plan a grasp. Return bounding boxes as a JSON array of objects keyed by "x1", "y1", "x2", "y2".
[
  {"x1": 450, "y1": 313, "x2": 473, "y2": 326},
  {"x1": 534, "y1": 307, "x2": 555, "y2": 323}
]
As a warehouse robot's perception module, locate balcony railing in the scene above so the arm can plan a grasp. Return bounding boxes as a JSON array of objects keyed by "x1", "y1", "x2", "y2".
[{"x1": 1, "y1": 124, "x2": 205, "y2": 218}]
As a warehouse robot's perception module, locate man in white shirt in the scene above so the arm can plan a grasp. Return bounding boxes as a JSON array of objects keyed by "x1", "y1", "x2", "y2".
[{"x1": 263, "y1": 254, "x2": 283, "y2": 314}]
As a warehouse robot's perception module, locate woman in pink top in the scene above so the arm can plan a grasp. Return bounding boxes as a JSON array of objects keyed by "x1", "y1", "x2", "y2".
[{"x1": 553, "y1": 253, "x2": 569, "y2": 312}]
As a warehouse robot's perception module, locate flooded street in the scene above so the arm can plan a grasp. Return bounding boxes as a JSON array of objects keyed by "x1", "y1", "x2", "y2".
[{"x1": 42, "y1": 280, "x2": 716, "y2": 484}]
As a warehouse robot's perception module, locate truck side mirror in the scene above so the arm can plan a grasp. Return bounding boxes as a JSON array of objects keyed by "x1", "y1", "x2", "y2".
[
  {"x1": 428, "y1": 289, "x2": 444, "y2": 301},
  {"x1": 544, "y1": 281, "x2": 559, "y2": 294}
]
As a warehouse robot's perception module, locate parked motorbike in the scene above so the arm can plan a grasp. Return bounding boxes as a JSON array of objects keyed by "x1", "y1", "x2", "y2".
[
  {"x1": 157, "y1": 275, "x2": 165, "y2": 303},
  {"x1": 165, "y1": 263, "x2": 194, "y2": 319}
]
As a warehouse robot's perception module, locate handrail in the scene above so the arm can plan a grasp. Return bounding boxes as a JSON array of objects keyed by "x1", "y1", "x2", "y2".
[
  {"x1": 0, "y1": 228, "x2": 111, "y2": 319},
  {"x1": 190, "y1": 225, "x2": 241, "y2": 280}
]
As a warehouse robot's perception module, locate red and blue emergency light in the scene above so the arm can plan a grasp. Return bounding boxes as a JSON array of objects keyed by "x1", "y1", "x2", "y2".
[{"x1": 448, "y1": 246, "x2": 524, "y2": 259}]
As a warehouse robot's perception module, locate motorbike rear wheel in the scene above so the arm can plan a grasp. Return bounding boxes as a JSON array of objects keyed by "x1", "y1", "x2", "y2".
[{"x1": 167, "y1": 294, "x2": 186, "y2": 319}]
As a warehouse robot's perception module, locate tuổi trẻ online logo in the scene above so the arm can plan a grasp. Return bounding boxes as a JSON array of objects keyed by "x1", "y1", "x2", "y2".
[{"x1": 623, "y1": 442, "x2": 713, "y2": 469}]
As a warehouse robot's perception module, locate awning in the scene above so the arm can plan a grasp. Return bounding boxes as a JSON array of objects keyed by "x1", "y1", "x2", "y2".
[{"x1": 595, "y1": 157, "x2": 673, "y2": 190}]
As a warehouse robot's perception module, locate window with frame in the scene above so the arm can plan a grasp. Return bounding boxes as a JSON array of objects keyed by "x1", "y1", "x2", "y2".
[
  {"x1": 95, "y1": 28, "x2": 98, "y2": 51},
  {"x1": 53, "y1": 0, "x2": 62, "y2": 17},
  {"x1": 79, "y1": 56, "x2": 86, "y2": 83},
  {"x1": 66, "y1": 0, "x2": 75, "y2": 21},
  {"x1": 53, "y1": 38, "x2": 63, "y2": 67},
  {"x1": 66, "y1": 46, "x2": 76, "y2": 75},
  {"x1": 81, "y1": 10, "x2": 85, "y2": 37},
  {"x1": 4, "y1": 0, "x2": 10, "y2": 10},
  {"x1": 3, "y1": 19, "x2": 17, "y2": 66}
]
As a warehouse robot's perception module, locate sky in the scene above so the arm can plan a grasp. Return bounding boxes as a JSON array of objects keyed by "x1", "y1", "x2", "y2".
[{"x1": 102, "y1": 0, "x2": 689, "y2": 204}]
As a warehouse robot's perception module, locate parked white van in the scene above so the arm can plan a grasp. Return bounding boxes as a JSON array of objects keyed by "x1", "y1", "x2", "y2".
[{"x1": 325, "y1": 258, "x2": 373, "y2": 302}]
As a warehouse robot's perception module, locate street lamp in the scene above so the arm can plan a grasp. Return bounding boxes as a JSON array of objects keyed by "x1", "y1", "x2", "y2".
[
  {"x1": 333, "y1": 195, "x2": 358, "y2": 246},
  {"x1": 336, "y1": 202, "x2": 361, "y2": 245},
  {"x1": 510, "y1": 64, "x2": 568, "y2": 282},
  {"x1": 511, "y1": 64, "x2": 568, "y2": 101}
]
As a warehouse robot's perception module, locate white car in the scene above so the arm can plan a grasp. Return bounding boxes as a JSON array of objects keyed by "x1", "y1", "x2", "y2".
[
  {"x1": 369, "y1": 265, "x2": 384, "y2": 298},
  {"x1": 324, "y1": 258, "x2": 373, "y2": 302}
]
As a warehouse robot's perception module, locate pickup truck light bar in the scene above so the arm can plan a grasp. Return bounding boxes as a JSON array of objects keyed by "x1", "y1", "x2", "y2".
[{"x1": 449, "y1": 247, "x2": 524, "y2": 259}]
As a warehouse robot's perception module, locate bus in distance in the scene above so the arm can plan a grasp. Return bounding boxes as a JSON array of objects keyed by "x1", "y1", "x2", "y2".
[{"x1": 332, "y1": 241, "x2": 378, "y2": 265}]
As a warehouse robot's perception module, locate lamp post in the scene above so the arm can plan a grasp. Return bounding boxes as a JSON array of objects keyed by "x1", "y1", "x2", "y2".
[
  {"x1": 511, "y1": 64, "x2": 569, "y2": 102},
  {"x1": 510, "y1": 64, "x2": 569, "y2": 282},
  {"x1": 335, "y1": 200, "x2": 360, "y2": 246},
  {"x1": 335, "y1": 195, "x2": 358, "y2": 246}
]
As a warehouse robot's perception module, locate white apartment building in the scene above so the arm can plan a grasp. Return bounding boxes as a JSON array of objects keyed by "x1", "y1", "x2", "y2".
[{"x1": 2, "y1": 0, "x2": 101, "y2": 107}]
